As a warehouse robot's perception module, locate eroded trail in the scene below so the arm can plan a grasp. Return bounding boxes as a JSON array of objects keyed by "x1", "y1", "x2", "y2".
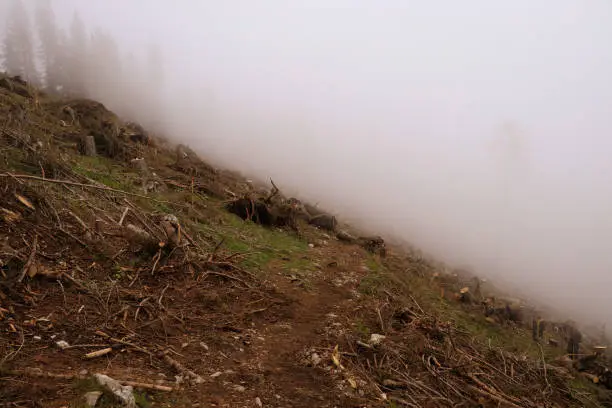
[
  {"x1": 197, "y1": 244, "x2": 372, "y2": 408},
  {"x1": 257, "y1": 279, "x2": 359, "y2": 407}
]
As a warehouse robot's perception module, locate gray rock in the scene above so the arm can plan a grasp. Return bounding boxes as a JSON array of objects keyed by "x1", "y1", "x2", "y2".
[
  {"x1": 94, "y1": 373, "x2": 135, "y2": 408},
  {"x1": 83, "y1": 391, "x2": 103, "y2": 407}
]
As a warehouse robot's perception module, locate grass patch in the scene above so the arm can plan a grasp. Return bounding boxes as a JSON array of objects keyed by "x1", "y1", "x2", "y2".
[
  {"x1": 205, "y1": 213, "x2": 309, "y2": 272},
  {"x1": 73, "y1": 155, "x2": 135, "y2": 191},
  {"x1": 359, "y1": 255, "x2": 388, "y2": 295}
]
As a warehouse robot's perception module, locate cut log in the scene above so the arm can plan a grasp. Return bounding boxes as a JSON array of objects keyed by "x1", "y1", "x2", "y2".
[{"x1": 309, "y1": 214, "x2": 337, "y2": 232}]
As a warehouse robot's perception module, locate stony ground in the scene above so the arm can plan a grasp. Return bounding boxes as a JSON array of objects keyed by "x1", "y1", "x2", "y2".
[{"x1": 1, "y1": 74, "x2": 611, "y2": 407}]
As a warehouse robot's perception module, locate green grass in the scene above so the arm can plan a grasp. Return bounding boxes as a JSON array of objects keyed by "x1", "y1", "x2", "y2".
[
  {"x1": 204, "y1": 212, "x2": 310, "y2": 272},
  {"x1": 73, "y1": 155, "x2": 136, "y2": 192},
  {"x1": 568, "y1": 376, "x2": 610, "y2": 408}
]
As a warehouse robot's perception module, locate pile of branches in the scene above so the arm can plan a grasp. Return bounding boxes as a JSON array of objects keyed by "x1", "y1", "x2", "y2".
[
  {"x1": 336, "y1": 302, "x2": 601, "y2": 408},
  {"x1": 225, "y1": 179, "x2": 305, "y2": 233}
]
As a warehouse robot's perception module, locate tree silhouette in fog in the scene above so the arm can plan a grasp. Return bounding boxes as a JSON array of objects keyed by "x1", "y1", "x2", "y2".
[
  {"x1": 2, "y1": 0, "x2": 38, "y2": 84},
  {"x1": 35, "y1": 0, "x2": 66, "y2": 92},
  {"x1": 0, "y1": 0, "x2": 168, "y2": 133},
  {"x1": 66, "y1": 11, "x2": 88, "y2": 96}
]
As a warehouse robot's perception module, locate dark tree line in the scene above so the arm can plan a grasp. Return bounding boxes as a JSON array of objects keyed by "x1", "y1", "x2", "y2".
[{"x1": 0, "y1": 0, "x2": 166, "y2": 127}]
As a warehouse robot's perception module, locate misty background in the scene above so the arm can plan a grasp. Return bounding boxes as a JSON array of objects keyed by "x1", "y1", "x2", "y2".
[{"x1": 1, "y1": 0, "x2": 612, "y2": 327}]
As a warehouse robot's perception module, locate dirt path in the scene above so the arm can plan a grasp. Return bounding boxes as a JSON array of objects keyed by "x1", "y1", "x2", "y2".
[{"x1": 256, "y1": 279, "x2": 356, "y2": 407}]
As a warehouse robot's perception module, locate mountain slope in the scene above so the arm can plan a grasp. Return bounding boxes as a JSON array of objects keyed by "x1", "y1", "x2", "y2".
[{"x1": 0, "y1": 74, "x2": 610, "y2": 407}]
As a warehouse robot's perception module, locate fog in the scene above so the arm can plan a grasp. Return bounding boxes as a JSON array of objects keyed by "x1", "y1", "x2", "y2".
[{"x1": 3, "y1": 1, "x2": 612, "y2": 326}]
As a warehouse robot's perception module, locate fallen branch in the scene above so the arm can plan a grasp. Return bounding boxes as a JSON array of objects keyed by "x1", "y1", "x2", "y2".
[
  {"x1": 159, "y1": 351, "x2": 204, "y2": 384},
  {"x1": 94, "y1": 330, "x2": 151, "y2": 355},
  {"x1": 0, "y1": 173, "x2": 162, "y2": 201},
  {"x1": 83, "y1": 347, "x2": 113, "y2": 359},
  {"x1": 120, "y1": 381, "x2": 173, "y2": 392},
  {"x1": 4, "y1": 368, "x2": 173, "y2": 391}
]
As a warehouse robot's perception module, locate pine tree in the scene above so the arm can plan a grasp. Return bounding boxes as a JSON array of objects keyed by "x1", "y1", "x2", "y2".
[
  {"x1": 66, "y1": 11, "x2": 88, "y2": 96},
  {"x1": 35, "y1": 0, "x2": 63, "y2": 91},
  {"x1": 2, "y1": 0, "x2": 39, "y2": 83}
]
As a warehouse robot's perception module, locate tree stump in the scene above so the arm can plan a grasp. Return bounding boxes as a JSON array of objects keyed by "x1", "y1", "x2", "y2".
[{"x1": 83, "y1": 135, "x2": 96, "y2": 156}]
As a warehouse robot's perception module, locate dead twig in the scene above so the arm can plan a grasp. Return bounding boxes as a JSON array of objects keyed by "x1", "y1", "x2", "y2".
[
  {"x1": 118, "y1": 207, "x2": 129, "y2": 226},
  {"x1": 67, "y1": 210, "x2": 91, "y2": 235},
  {"x1": 206, "y1": 238, "x2": 225, "y2": 263},
  {"x1": 151, "y1": 248, "x2": 162, "y2": 275},
  {"x1": 17, "y1": 235, "x2": 37, "y2": 283},
  {"x1": 466, "y1": 384, "x2": 523, "y2": 408},
  {"x1": 94, "y1": 330, "x2": 151, "y2": 356},
  {"x1": 158, "y1": 284, "x2": 170, "y2": 310}
]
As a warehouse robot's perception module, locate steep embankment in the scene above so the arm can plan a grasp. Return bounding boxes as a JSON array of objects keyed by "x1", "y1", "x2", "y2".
[{"x1": 0, "y1": 74, "x2": 610, "y2": 407}]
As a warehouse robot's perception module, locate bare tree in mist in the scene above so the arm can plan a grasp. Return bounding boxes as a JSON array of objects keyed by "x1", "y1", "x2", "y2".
[{"x1": 2, "y1": 0, "x2": 38, "y2": 83}]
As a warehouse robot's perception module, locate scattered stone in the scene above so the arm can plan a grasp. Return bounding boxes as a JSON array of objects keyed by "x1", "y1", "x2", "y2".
[
  {"x1": 79, "y1": 369, "x2": 89, "y2": 376},
  {"x1": 255, "y1": 396, "x2": 263, "y2": 407},
  {"x1": 210, "y1": 371, "x2": 223, "y2": 378},
  {"x1": 311, "y1": 353, "x2": 322, "y2": 366},
  {"x1": 308, "y1": 243, "x2": 315, "y2": 248},
  {"x1": 94, "y1": 373, "x2": 136, "y2": 408},
  {"x1": 233, "y1": 384, "x2": 246, "y2": 393},
  {"x1": 56, "y1": 340, "x2": 70, "y2": 350},
  {"x1": 83, "y1": 391, "x2": 103, "y2": 407},
  {"x1": 369, "y1": 334, "x2": 386, "y2": 346},
  {"x1": 33, "y1": 336, "x2": 41, "y2": 341},
  {"x1": 199, "y1": 342, "x2": 209, "y2": 351}
]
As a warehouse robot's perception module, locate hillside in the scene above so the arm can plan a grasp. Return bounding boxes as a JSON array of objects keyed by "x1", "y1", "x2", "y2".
[{"x1": 0, "y1": 74, "x2": 611, "y2": 408}]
